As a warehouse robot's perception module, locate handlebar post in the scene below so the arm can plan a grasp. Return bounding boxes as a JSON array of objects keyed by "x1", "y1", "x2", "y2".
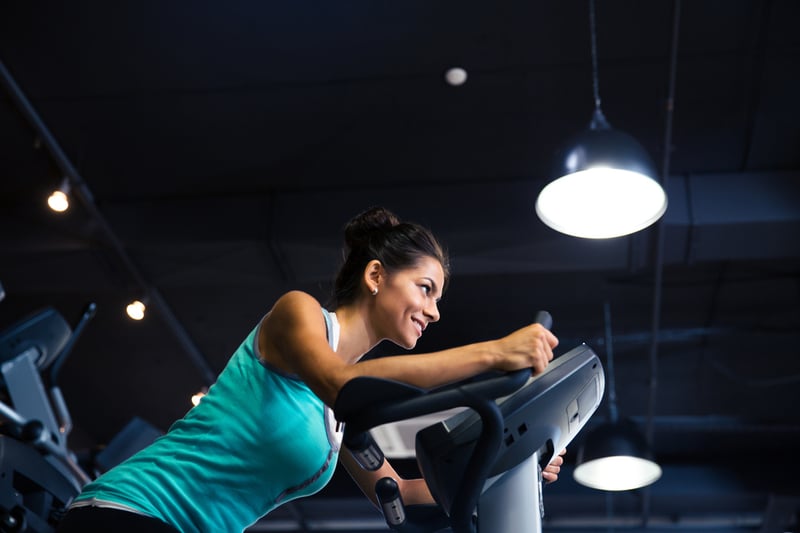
[{"x1": 448, "y1": 389, "x2": 505, "y2": 533}]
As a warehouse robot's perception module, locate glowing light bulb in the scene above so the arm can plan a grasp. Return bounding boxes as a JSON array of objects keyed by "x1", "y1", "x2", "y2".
[
  {"x1": 47, "y1": 190, "x2": 70, "y2": 212},
  {"x1": 126, "y1": 300, "x2": 146, "y2": 320},
  {"x1": 536, "y1": 168, "x2": 667, "y2": 239},
  {"x1": 574, "y1": 455, "x2": 662, "y2": 491},
  {"x1": 191, "y1": 391, "x2": 206, "y2": 406}
]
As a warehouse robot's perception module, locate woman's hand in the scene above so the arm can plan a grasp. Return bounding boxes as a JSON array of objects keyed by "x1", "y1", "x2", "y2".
[
  {"x1": 542, "y1": 448, "x2": 567, "y2": 484},
  {"x1": 493, "y1": 323, "x2": 559, "y2": 375}
]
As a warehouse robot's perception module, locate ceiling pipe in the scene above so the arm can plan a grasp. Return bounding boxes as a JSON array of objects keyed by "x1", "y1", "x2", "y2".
[
  {"x1": 740, "y1": 0, "x2": 774, "y2": 170},
  {"x1": 0, "y1": 59, "x2": 217, "y2": 386},
  {"x1": 642, "y1": 0, "x2": 682, "y2": 525}
]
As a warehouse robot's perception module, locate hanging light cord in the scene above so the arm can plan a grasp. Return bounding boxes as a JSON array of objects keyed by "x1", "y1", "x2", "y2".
[
  {"x1": 647, "y1": 0, "x2": 682, "y2": 448},
  {"x1": 589, "y1": 0, "x2": 601, "y2": 112},
  {"x1": 603, "y1": 301, "x2": 619, "y2": 424},
  {"x1": 642, "y1": 0, "x2": 682, "y2": 525},
  {"x1": 588, "y1": 0, "x2": 609, "y2": 129}
]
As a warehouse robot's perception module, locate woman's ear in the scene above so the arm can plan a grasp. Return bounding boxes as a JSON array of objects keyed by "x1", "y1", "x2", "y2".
[{"x1": 364, "y1": 260, "x2": 383, "y2": 294}]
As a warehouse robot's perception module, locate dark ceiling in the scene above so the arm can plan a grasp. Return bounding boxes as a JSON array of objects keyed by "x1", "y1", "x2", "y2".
[{"x1": 1, "y1": 1, "x2": 799, "y2": 531}]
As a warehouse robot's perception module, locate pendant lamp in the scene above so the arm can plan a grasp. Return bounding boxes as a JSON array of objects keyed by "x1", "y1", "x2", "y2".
[
  {"x1": 536, "y1": 0, "x2": 667, "y2": 239},
  {"x1": 573, "y1": 419, "x2": 662, "y2": 491},
  {"x1": 573, "y1": 303, "x2": 662, "y2": 491}
]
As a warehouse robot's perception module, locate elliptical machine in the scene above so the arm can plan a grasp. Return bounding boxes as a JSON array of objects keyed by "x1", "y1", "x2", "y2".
[
  {"x1": 334, "y1": 312, "x2": 605, "y2": 533},
  {"x1": 0, "y1": 303, "x2": 95, "y2": 532}
]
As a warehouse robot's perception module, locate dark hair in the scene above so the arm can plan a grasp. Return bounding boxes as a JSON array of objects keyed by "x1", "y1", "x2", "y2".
[{"x1": 332, "y1": 207, "x2": 450, "y2": 307}]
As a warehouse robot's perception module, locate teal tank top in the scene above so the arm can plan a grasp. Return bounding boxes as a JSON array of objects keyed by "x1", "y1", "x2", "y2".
[{"x1": 74, "y1": 308, "x2": 344, "y2": 532}]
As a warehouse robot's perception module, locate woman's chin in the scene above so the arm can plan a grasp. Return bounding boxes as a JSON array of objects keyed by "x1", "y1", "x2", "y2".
[{"x1": 390, "y1": 337, "x2": 417, "y2": 350}]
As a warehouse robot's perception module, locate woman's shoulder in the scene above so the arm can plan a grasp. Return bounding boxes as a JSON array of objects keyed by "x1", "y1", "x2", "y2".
[
  {"x1": 273, "y1": 290, "x2": 322, "y2": 312},
  {"x1": 264, "y1": 291, "x2": 325, "y2": 329},
  {"x1": 258, "y1": 291, "x2": 330, "y2": 374}
]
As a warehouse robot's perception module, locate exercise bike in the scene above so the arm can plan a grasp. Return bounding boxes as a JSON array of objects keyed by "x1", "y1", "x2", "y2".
[
  {"x1": 334, "y1": 312, "x2": 605, "y2": 533},
  {"x1": 0, "y1": 304, "x2": 95, "y2": 532}
]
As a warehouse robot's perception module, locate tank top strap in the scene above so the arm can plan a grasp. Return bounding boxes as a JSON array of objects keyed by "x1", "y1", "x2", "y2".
[{"x1": 320, "y1": 308, "x2": 340, "y2": 352}]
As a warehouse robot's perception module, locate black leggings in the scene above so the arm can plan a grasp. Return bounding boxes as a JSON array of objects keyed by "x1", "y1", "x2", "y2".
[{"x1": 57, "y1": 506, "x2": 180, "y2": 533}]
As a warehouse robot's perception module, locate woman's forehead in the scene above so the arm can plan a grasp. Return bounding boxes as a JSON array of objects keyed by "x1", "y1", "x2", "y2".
[{"x1": 411, "y1": 256, "x2": 445, "y2": 283}]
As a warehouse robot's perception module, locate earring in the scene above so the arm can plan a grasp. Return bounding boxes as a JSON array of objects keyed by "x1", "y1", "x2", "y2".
[{"x1": 371, "y1": 287, "x2": 378, "y2": 296}]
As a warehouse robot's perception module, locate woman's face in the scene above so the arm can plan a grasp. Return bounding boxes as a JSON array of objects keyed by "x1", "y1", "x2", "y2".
[{"x1": 374, "y1": 256, "x2": 444, "y2": 349}]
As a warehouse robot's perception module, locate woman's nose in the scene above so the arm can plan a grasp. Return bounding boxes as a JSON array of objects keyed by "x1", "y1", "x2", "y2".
[{"x1": 426, "y1": 301, "x2": 440, "y2": 323}]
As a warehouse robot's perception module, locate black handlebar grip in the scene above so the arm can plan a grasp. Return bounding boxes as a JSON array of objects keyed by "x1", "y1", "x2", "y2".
[
  {"x1": 376, "y1": 477, "x2": 406, "y2": 527},
  {"x1": 534, "y1": 310, "x2": 553, "y2": 330}
]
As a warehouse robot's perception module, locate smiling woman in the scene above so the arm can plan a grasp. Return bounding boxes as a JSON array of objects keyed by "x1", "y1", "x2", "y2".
[{"x1": 56, "y1": 206, "x2": 561, "y2": 533}]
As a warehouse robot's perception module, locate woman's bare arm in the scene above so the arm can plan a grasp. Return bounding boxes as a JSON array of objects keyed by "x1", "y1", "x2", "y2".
[
  {"x1": 339, "y1": 448, "x2": 435, "y2": 508},
  {"x1": 260, "y1": 291, "x2": 557, "y2": 407}
]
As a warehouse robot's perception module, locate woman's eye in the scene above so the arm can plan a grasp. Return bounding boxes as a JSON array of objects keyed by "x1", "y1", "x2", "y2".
[{"x1": 421, "y1": 285, "x2": 431, "y2": 294}]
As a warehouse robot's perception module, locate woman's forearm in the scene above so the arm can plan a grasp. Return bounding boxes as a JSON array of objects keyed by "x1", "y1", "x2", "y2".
[{"x1": 399, "y1": 477, "x2": 436, "y2": 506}]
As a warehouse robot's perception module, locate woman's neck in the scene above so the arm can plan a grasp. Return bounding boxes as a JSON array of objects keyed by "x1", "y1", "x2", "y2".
[{"x1": 331, "y1": 302, "x2": 380, "y2": 364}]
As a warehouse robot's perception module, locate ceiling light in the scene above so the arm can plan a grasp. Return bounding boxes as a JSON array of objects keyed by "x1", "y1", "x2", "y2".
[
  {"x1": 444, "y1": 67, "x2": 468, "y2": 86},
  {"x1": 573, "y1": 420, "x2": 662, "y2": 491},
  {"x1": 47, "y1": 178, "x2": 71, "y2": 213},
  {"x1": 536, "y1": 0, "x2": 667, "y2": 239},
  {"x1": 191, "y1": 388, "x2": 207, "y2": 406},
  {"x1": 574, "y1": 302, "x2": 662, "y2": 491},
  {"x1": 126, "y1": 299, "x2": 147, "y2": 321}
]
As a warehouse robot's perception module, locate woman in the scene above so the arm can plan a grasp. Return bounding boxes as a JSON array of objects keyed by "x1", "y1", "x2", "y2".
[{"x1": 58, "y1": 206, "x2": 561, "y2": 532}]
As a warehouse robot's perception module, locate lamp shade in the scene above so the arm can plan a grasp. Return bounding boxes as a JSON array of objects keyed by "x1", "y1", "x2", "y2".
[
  {"x1": 573, "y1": 421, "x2": 662, "y2": 491},
  {"x1": 536, "y1": 124, "x2": 667, "y2": 239}
]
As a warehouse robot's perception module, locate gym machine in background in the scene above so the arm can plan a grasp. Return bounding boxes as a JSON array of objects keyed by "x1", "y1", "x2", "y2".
[{"x1": 0, "y1": 303, "x2": 96, "y2": 532}]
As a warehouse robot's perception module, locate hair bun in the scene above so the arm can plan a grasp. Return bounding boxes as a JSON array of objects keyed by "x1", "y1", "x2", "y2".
[
  {"x1": 344, "y1": 206, "x2": 400, "y2": 251},
  {"x1": 333, "y1": 206, "x2": 448, "y2": 307}
]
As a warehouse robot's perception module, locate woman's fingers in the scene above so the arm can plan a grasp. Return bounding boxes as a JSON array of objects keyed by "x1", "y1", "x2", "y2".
[
  {"x1": 495, "y1": 324, "x2": 559, "y2": 373},
  {"x1": 543, "y1": 449, "x2": 567, "y2": 483},
  {"x1": 531, "y1": 323, "x2": 557, "y2": 373}
]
